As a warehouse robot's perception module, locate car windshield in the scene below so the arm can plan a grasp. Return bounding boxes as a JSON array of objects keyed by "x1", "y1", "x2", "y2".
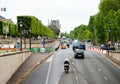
[{"x1": 73, "y1": 40, "x2": 79, "y2": 46}]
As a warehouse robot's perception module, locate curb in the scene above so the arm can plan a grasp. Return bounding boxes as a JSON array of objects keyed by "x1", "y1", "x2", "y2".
[{"x1": 15, "y1": 52, "x2": 54, "y2": 84}]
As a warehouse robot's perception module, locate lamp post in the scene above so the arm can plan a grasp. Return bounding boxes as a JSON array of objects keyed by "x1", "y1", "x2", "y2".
[
  {"x1": 29, "y1": 28, "x2": 31, "y2": 49},
  {"x1": 23, "y1": 29, "x2": 27, "y2": 49},
  {"x1": 19, "y1": 21, "x2": 23, "y2": 51}
]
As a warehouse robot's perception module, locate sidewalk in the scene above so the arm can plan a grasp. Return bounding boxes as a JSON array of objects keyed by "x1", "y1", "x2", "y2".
[{"x1": 7, "y1": 52, "x2": 54, "y2": 84}]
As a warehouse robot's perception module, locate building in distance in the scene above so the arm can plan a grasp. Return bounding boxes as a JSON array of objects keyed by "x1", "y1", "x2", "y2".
[{"x1": 49, "y1": 19, "x2": 61, "y2": 29}]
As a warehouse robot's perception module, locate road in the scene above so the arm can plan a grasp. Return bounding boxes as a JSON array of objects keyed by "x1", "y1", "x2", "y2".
[{"x1": 21, "y1": 45, "x2": 120, "y2": 84}]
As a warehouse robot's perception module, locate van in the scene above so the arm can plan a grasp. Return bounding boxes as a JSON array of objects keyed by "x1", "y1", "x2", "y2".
[{"x1": 72, "y1": 40, "x2": 79, "y2": 51}]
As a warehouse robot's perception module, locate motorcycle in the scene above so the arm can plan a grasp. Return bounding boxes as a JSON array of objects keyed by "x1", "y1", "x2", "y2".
[
  {"x1": 64, "y1": 63, "x2": 69, "y2": 73},
  {"x1": 67, "y1": 43, "x2": 70, "y2": 48}
]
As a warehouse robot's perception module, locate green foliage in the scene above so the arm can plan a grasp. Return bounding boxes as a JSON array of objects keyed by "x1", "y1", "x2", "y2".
[
  {"x1": 0, "y1": 21, "x2": 4, "y2": 34},
  {"x1": 99, "y1": 0, "x2": 120, "y2": 16},
  {"x1": 0, "y1": 21, "x2": 17, "y2": 36},
  {"x1": 115, "y1": 9, "x2": 120, "y2": 40},
  {"x1": 17, "y1": 15, "x2": 56, "y2": 38},
  {"x1": 70, "y1": 0, "x2": 120, "y2": 44},
  {"x1": 61, "y1": 32, "x2": 70, "y2": 38},
  {"x1": 70, "y1": 24, "x2": 92, "y2": 41}
]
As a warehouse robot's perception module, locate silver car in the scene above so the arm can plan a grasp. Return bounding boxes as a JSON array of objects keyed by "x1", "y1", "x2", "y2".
[{"x1": 74, "y1": 49, "x2": 84, "y2": 59}]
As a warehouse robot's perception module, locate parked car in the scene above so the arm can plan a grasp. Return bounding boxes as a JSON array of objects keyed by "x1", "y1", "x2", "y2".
[
  {"x1": 109, "y1": 46, "x2": 115, "y2": 50},
  {"x1": 74, "y1": 49, "x2": 84, "y2": 59},
  {"x1": 100, "y1": 44, "x2": 115, "y2": 50}
]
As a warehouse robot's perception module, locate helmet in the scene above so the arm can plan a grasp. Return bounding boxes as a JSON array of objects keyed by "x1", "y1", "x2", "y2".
[
  {"x1": 65, "y1": 59, "x2": 68, "y2": 61},
  {"x1": 64, "y1": 59, "x2": 69, "y2": 64},
  {"x1": 65, "y1": 59, "x2": 69, "y2": 62}
]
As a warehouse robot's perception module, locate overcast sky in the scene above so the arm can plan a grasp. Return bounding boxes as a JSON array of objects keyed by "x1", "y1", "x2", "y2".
[{"x1": 0, "y1": 0, "x2": 100, "y2": 33}]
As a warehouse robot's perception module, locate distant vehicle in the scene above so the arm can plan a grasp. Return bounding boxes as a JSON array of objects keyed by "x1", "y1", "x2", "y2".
[
  {"x1": 85, "y1": 41, "x2": 91, "y2": 48},
  {"x1": 79, "y1": 44, "x2": 86, "y2": 50},
  {"x1": 61, "y1": 43, "x2": 67, "y2": 49},
  {"x1": 100, "y1": 44, "x2": 115, "y2": 50},
  {"x1": 72, "y1": 40, "x2": 79, "y2": 51},
  {"x1": 74, "y1": 49, "x2": 84, "y2": 59},
  {"x1": 66, "y1": 43, "x2": 70, "y2": 48}
]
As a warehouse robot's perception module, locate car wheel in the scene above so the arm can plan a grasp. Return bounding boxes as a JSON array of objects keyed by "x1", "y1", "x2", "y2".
[{"x1": 82, "y1": 56, "x2": 84, "y2": 59}]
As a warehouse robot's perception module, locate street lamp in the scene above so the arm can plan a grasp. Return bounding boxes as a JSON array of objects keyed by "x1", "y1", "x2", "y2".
[
  {"x1": 23, "y1": 29, "x2": 27, "y2": 49},
  {"x1": 19, "y1": 21, "x2": 23, "y2": 51}
]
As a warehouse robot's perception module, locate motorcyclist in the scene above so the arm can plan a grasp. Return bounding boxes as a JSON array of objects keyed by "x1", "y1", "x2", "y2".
[
  {"x1": 66, "y1": 43, "x2": 70, "y2": 48},
  {"x1": 64, "y1": 59, "x2": 70, "y2": 73}
]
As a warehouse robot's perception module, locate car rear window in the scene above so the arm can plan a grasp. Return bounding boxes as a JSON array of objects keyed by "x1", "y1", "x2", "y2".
[{"x1": 73, "y1": 42, "x2": 79, "y2": 46}]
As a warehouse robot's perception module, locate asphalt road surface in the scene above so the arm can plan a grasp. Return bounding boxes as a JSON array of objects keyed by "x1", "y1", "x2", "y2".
[{"x1": 21, "y1": 45, "x2": 120, "y2": 84}]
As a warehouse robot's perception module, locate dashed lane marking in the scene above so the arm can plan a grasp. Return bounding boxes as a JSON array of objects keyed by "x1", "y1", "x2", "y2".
[
  {"x1": 45, "y1": 55, "x2": 53, "y2": 84},
  {"x1": 98, "y1": 68, "x2": 101, "y2": 71},
  {"x1": 104, "y1": 76, "x2": 108, "y2": 81}
]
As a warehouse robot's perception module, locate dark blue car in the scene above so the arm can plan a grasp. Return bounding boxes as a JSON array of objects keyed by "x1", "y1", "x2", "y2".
[{"x1": 79, "y1": 44, "x2": 86, "y2": 50}]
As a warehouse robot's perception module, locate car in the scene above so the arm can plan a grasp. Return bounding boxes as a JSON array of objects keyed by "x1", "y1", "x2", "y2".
[
  {"x1": 72, "y1": 40, "x2": 80, "y2": 51},
  {"x1": 74, "y1": 49, "x2": 84, "y2": 59},
  {"x1": 100, "y1": 44, "x2": 115, "y2": 50},
  {"x1": 79, "y1": 44, "x2": 86, "y2": 50},
  {"x1": 109, "y1": 46, "x2": 115, "y2": 50},
  {"x1": 61, "y1": 43, "x2": 67, "y2": 49}
]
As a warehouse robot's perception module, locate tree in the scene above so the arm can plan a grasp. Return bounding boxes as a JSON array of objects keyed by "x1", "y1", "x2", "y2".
[
  {"x1": 88, "y1": 15, "x2": 97, "y2": 44},
  {"x1": 99, "y1": 0, "x2": 120, "y2": 16},
  {"x1": 69, "y1": 24, "x2": 91, "y2": 41},
  {"x1": 17, "y1": 16, "x2": 56, "y2": 38},
  {"x1": 115, "y1": 9, "x2": 120, "y2": 41}
]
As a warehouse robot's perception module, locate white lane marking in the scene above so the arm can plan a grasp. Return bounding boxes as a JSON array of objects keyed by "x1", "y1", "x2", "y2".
[
  {"x1": 56, "y1": 72, "x2": 62, "y2": 84},
  {"x1": 76, "y1": 76, "x2": 78, "y2": 80},
  {"x1": 46, "y1": 55, "x2": 53, "y2": 62},
  {"x1": 98, "y1": 68, "x2": 101, "y2": 71},
  {"x1": 45, "y1": 55, "x2": 53, "y2": 84},
  {"x1": 73, "y1": 67, "x2": 79, "y2": 84},
  {"x1": 36, "y1": 62, "x2": 40, "y2": 64},
  {"x1": 104, "y1": 76, "x2": 108, "y2": 80},
  {"x1": 56, "y1": 76, "x2": 60, "y2": 84}
]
